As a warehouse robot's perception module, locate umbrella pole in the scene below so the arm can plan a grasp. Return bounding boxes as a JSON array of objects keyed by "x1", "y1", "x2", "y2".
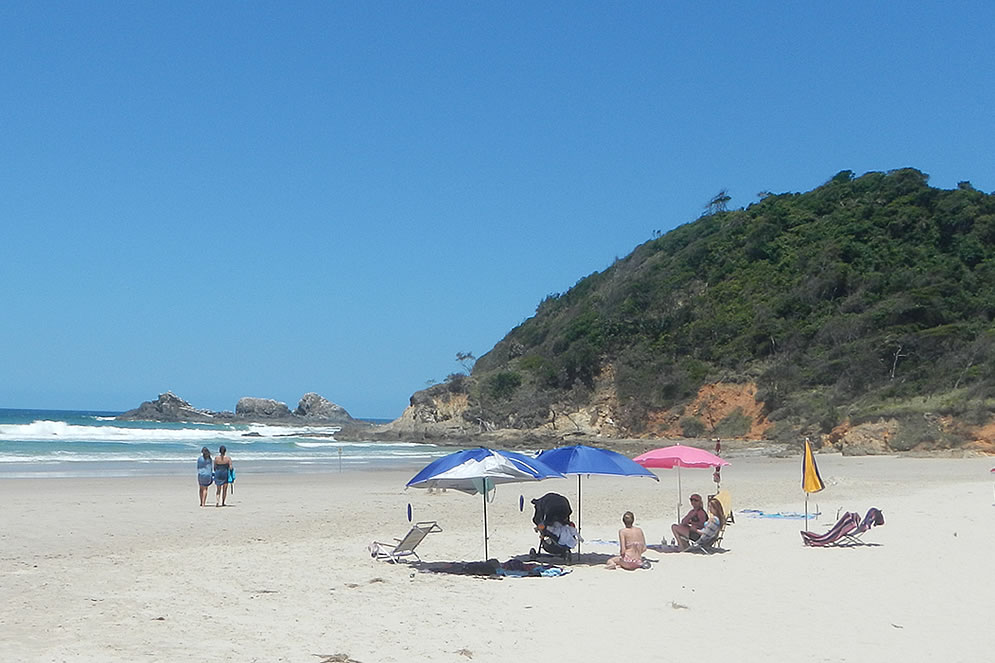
[
  {"x1": 676, "y1": 465, "x2": 683, "y2": 523},
  {"x1": 482, "y1": 488, "x2": 489, "y2": 561},
  {"x1": 805, "y1": 493, "x2": 809, "y2": 529},
  {"x1": 577, "y1": 474, "x2": 582, "y2": 555}
]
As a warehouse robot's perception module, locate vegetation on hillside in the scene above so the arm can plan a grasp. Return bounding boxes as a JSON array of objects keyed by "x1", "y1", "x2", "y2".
[{"x1": 452, "y1": 169, "x2": 995, "y2": 445}]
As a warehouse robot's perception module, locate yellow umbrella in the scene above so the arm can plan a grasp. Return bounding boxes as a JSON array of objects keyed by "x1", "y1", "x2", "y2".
[{"x1": 802, "y1": 438, "x2": 825, "y2": 526}]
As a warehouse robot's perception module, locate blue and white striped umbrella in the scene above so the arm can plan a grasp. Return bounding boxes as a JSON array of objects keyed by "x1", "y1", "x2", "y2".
[
  {"x1": 407, "y1": 446, "x2": 562, "y2": 493},
  {"x1": 407, "y1": 447, "x2": 563, "y2": 559}
]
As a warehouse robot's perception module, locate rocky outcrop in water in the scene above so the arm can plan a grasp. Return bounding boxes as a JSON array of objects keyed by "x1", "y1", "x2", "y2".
[
  {"x1": 295, "y1": 392, "x2": 355, "y2": 423},
  {"x1": 118, "y1": 392, "x2": 358, "y2": 425},
  {"x1": 117, "y1": 392, "x2": 234, "y2": 423},
  {"x1": 235, "y1": 397, "x2": 293, "y2": 420}
]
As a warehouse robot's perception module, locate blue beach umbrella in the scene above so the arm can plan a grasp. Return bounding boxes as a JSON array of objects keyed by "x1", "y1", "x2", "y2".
[
  {"x1": 536, "y1": 444, "x2": 658, "y2": 553},
  {"x1": 407, "y1": 447, "x2": 564, "y2": 559}
]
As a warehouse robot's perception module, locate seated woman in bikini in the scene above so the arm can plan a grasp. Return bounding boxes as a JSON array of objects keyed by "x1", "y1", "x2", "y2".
[{"x1": 606, "y1": 511, "x2": 648, "y2": 570}]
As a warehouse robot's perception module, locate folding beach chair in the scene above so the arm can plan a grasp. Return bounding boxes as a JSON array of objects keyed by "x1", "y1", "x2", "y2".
[
  {"x1": 686, "y1": 523, "x2": 727, "y2": 554},
  {"x1": 711, "y1": 489, "x2": 734, "y2": 525},
  {"x1": 371, "y1": 521, "x2": 442, "y2": 563},
  {"x1": 800, "y1": 511, "x2": 860, "y2": 547},
  {"x1": 686, "y1": 490, "x2": 733, "y2": 554},
  {"x1": 841, "y1": 508, "x2": 884, "y2": 546}
]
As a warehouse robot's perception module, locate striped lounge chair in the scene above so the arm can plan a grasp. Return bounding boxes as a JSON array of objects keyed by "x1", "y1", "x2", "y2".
[
  {"x1": 842, "y1": 508, "x2": 885, "y2": 546},
  {"x1": 800, "y1": 511, "x2": 860, "y2": 547}
]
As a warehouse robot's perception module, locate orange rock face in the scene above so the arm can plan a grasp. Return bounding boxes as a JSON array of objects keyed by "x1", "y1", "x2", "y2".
[{"x1": 644, "y1": 382, "x2": 771, "y2": 439}]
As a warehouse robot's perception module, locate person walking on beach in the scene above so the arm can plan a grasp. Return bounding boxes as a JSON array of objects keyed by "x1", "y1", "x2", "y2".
[
  {"x1": 197, "y1": 447, "x2": 214, "y2": 507},
  {"x1": 670, "y1": 493, "x2": 708, "y2": 549},
  {"x1": 213, "y1": 445, "x2": 233, "y2": 507},
  {"x1": 606, "y1": 511, "x2": 648, "y2": 570}
]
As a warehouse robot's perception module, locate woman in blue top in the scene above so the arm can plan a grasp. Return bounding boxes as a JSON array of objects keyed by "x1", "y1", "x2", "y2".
[{"x1": 196, "y1": 447, "x2": 213, "y2": 507}]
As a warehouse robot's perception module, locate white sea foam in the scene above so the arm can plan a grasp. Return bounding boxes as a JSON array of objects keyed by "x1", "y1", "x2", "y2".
[
  {"x1": 0, "y1": 448, "x2": 447, "y2": 464},
  {"x1": 0, "y1": 420, "x2": 243, "y2": 443},
  {"x1": 0, "y1": 414, "x2": 447, "y2": 477},
  {"x1": 0, "y1": 420, "x2": 345, "y2": 444},
  {"x1": 245, "y1": 424, "x2": 342, "y2": 437},
  {"x1": 291, "y1": 440, "x2": 431, "y2": 449}
]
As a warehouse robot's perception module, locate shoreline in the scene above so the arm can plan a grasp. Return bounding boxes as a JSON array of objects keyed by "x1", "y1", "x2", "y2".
[
  {"x1": 3, "y1": 443, "x2": 990, "y2": 481},
  {"x1": 0, "y1": 456, "x2": 435, "y2": 480}
]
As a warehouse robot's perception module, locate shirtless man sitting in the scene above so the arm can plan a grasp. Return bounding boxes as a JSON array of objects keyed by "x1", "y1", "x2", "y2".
[
  {"x1": 606, "y1": 511, "x2": 648, "y2": 570},
  {"x1": 671, "y1": 493, "x2": 708, "y2": 550}
]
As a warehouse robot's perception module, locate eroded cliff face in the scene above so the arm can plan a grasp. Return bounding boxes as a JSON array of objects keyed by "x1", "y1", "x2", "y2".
[
  {"x1": 385, "y1": 379, "x2": 995, "y2": 455},
  {"x1": 964, "y1": 421, "x2": 995, "y2": 454},
  {"x1": 386, "y1": 381, "x2": 772, "y2": 441},
  {"x1": 827, "y1": 416, "x2": 995, "y2": 455},
  {"x1": 827, "y1": 420, "x2": 898, "y2": 455},
  {"x1": 382, "y1": 390, "x2": 473, "y2": 438},
  {"x1": 643, "y1": 382, "x2": 772, "y2": 439}
]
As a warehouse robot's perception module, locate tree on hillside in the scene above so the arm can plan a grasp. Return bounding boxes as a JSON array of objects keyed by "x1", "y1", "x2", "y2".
[
  {"x1": 456, "y1": 351, "x2": 476, "y2": 375},
  {"x1": 705, "y1": 189, "x2": 731, "y2": 215}
]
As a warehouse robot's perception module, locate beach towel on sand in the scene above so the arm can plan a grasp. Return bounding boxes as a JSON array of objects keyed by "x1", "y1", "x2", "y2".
[
  {"x1": 742, "y1": 509, "x2": 820, "y2": 519},
  {"x1": 423, "y1": 559, "x2": 571, "y2": 578}
]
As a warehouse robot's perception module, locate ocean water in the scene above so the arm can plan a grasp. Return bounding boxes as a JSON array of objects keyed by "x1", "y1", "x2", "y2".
[{"x1": 0, "y1": 408, "x2": 449, "y2": 478}]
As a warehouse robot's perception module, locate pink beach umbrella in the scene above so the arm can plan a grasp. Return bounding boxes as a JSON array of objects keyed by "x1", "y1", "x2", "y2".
[{"x1": 634, "y1": 445, "x2": 731, "y2": 521}]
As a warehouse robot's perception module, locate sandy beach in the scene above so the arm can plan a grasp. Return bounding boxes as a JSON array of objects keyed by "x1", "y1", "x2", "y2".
[{"x1": 1, "y1": 453, "x2": 993, "y2": 662}]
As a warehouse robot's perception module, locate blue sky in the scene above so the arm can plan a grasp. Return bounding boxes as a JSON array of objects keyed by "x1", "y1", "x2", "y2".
[{"x1": 2, "y1": 2, "x2": 993, "y2": 418}]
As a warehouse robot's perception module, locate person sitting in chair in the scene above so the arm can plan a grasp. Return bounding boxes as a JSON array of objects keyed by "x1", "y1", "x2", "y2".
[
  {"x1": 670, "y1": 493, "x2": 708, "y2": 549},
  {"x1": 606, "y1": 511, "x2": 648, "y2": 570},
  {"x1": 675, "y1": 497, "x2": 725, "y2": 550}
]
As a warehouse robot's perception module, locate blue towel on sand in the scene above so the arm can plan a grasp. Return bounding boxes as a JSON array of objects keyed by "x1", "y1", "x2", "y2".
[
  {"x1": 741, "y1": 509, "x2": 820, "y2": 519},
  {"x1": 495, "y1": 566, "x2": 571, "y2": 578}
]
